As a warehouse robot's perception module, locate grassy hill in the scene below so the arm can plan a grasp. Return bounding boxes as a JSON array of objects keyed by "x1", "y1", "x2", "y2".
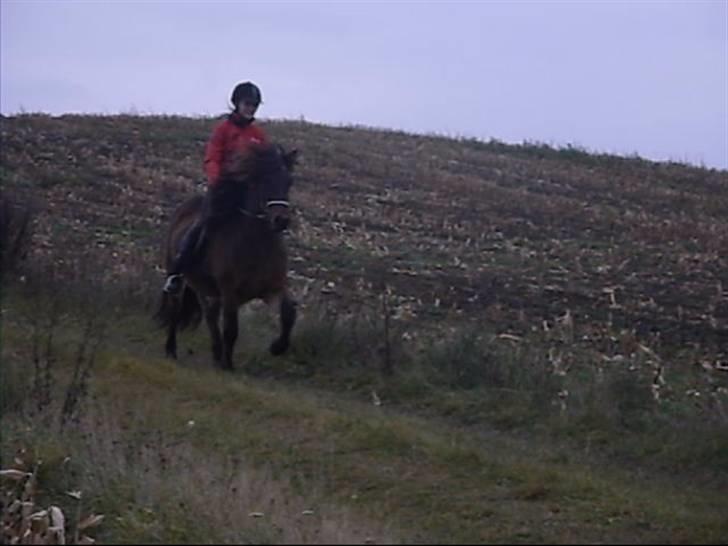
[
  {"x1": 1, "y1": 114, "x2": 727, "y2": 543},
  {"x1": 4, "y1": 114, "x2": 727, "y2": 345}
]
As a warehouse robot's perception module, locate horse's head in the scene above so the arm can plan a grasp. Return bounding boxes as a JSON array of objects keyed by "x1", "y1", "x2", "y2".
[
  {"x1": 259, "y1": 145, "x2": 298, "y2": 232},
  {"x1": 235, "y1": 144, "x2": 298, "y2": 232}
]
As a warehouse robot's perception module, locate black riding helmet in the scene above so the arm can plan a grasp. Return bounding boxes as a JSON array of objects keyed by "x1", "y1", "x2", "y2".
[{"x1": 231, "y1": 82, "x2": 262, "y2": 107}]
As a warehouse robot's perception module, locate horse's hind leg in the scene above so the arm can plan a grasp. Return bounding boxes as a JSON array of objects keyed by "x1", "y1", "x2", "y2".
[
  {"x1": 202, "y1": 298, "x2": 223, "y2": 366},
  {"x1": 270, "y1": 292, "x2": 297, "y2": 356}
]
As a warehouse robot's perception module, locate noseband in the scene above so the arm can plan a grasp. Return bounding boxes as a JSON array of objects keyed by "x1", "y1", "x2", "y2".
[{"x1": 239, "y1": 200, "x2": 290, "y2": 220}]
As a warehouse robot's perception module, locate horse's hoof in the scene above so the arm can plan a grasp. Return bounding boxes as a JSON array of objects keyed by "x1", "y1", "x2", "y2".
[
  {"x1": 215, "y1": 360, "x2": 235, "y2": 372},
  {"x1": 217, "y1": 359, "x2": 234, "y2": 371},
  {"x1": 166, "y1": 350, "x2": 177, "y2": 360},
  {"x1": 270, "y1": 339, "x2": 289, "y2": 356}
]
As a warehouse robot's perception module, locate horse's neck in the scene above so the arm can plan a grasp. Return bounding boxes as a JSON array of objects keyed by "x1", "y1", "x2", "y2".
[{"x1": 228, "y1": 215, "x2": 280, "y2": 244}]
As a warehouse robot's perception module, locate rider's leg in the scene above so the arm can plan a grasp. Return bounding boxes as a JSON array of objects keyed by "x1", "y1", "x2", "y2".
[{"x1": 162, "y1": 220, "x2": 206, "y2": 294}]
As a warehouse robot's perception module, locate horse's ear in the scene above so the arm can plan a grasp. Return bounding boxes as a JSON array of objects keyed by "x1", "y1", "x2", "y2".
[{"x1": 283, "y1": 149, "x2": 299, "y2": 172}]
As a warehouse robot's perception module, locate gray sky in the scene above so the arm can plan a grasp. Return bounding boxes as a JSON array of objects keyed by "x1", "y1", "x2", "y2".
[{"x1": 2, "y1": 0, "x2": 726, "y2": 169}]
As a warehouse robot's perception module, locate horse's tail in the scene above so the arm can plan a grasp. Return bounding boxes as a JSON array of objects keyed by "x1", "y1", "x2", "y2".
[{"x1": 153, "y1": 285, "x2": 202, "y2": 331}]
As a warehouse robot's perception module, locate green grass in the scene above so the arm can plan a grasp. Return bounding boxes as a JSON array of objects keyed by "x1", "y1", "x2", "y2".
[
  {"x1": 7, "y1": 338, "x2": 726, "y2": 543},
  {"x1": 4, "y1": 298, "x2": 728, "y2": 543}
]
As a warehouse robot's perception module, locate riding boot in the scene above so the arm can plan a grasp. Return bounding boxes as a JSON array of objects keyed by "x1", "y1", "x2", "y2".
[{"x1": 163, "y1": 222, "x2": 205, "y2": 294}]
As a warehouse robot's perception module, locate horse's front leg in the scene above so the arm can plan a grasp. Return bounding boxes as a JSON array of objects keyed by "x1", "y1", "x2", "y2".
[
  {"x1": 201, "y1": 298, "x2": 223, "y2": 366},
  {"x1": 270, "y1": 291, "x2": 297, "y2": 356},
  {"x1": 161, "y1": 293, "x2": 180, "y2": 360},
  {"x1": 165, "y1": 313, "x2": 178, "y2": 360},
  {"x1": 221, "y1": 303, "x2": 239, "y2": 371}
]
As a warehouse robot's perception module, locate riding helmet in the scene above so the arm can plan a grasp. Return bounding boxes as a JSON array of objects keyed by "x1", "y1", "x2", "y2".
[{"x1": 231, "y1": 82, "x2": 262, "y2": 107}]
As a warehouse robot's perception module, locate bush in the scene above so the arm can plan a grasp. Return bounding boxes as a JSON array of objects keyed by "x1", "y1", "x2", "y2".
[{"x1": 0, "y1": 194, "x2": 34, "y2": 277}]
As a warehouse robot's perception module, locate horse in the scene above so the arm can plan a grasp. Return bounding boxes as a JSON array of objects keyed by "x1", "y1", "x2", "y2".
[{"x1": 154, "y1": 144, "x2": 299, "y2": 370}]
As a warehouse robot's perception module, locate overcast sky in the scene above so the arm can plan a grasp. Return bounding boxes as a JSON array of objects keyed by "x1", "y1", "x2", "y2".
[{"x1": 2, "y1": 0, "x2": 726, "y2": 169}]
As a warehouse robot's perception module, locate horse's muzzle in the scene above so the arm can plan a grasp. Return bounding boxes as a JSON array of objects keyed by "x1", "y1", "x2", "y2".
[
  {"x1": 272, "y1": 215, "x2": 290, "y2": 232},
  {"x1": 267, "y1": 201, "x2": 290, "y2": 232}
]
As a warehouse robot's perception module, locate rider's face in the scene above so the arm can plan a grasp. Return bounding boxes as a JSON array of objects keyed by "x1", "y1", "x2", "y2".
[{"x1": 237, "y1": 100, "x2": 259, "y2": 119}]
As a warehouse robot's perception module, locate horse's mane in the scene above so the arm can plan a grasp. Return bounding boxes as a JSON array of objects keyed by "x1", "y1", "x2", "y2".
[{"x1": 221, "y1": 145, "x2": 283, "y2": 183}]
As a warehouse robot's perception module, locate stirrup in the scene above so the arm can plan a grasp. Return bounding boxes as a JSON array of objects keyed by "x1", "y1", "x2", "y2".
[{"x1": 163, "y1": 274, "x2": 184, "y2": 294}]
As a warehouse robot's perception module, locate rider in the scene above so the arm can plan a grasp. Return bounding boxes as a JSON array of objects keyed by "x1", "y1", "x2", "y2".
[{"x1": 162, "y1": 81, "x2": 270, "y2": 294}]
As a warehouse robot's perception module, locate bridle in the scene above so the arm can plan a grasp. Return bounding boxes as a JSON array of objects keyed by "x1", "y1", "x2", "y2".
[
  {"x1": 239, "y1": 200, "x2": 290, "y2": 220},
  {"x1": 266, "y1": 200, "x2": 290, "y2": 208},
  {"x1": 235, "y1": 148, "x2": 291, "y2": 220}
]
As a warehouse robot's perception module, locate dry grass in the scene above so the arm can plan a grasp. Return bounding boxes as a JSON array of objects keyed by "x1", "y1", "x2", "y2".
[
  {"x1": 1, "y1": 455, "x2": 102, "y2": 545},
  {"x1": 84, "y1": 404, "x2": 394, "y2": 544},
  {"x1": 3, "y1": 115, "x2": 727, "y2": 354},
  {"x1": 2, "y1": 400, "x2": 396, "y2": 545}
]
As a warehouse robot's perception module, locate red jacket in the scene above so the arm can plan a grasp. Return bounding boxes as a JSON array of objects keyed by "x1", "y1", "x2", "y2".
[{"x1": 204, "y1": 114, "x2": 269, "y2": 186}]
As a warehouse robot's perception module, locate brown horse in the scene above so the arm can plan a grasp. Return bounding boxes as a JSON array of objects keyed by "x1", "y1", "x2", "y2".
[{"x1": 155, "y1": 145, "x2": 299, "y2": 370}]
